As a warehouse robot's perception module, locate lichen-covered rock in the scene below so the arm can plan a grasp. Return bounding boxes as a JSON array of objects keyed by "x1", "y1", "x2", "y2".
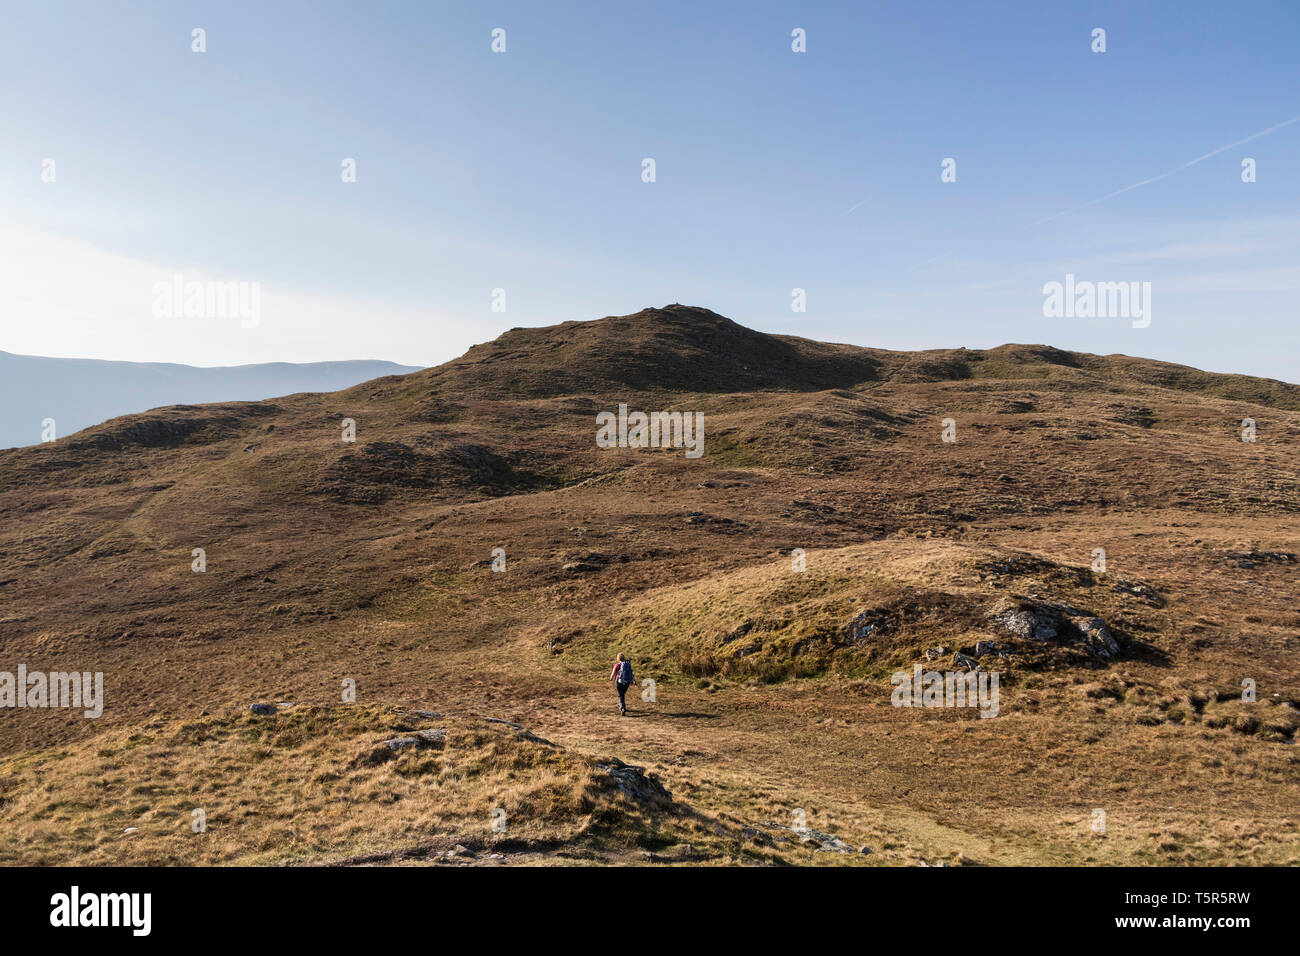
[
  {"x1": 993, "y1": 601, "x2": 1122, "y2": 661},
  {"x1": 358, "y1": 729, "x2": 447, "y2": 765},
  {"x1": 596, "y1": 761, "x2": 673, "y2": 804},
  {"x1": 996, "y1": 607, "x2": 1058, "y2": 642},
  {"x1": 842, "y1": 612, "x2": 881, "y2": 644},
  {"x1": 1072, "y1": 616, "x2": 1120, "y2": 659}
]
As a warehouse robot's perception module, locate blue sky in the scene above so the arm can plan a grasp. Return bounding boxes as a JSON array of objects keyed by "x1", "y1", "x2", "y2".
[{"x1": 1, "y1": 0, "x2": 1298, "y2": 381}]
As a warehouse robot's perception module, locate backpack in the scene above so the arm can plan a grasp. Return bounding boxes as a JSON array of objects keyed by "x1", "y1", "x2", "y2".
[{"x1": 619, "y1": 660, "x2": 634, "y2": 684}]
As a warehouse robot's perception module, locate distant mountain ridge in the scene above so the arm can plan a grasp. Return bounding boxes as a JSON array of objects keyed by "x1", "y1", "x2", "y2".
[{"x1": 0, "y1": 351, "x2": 422, "y2": 449}]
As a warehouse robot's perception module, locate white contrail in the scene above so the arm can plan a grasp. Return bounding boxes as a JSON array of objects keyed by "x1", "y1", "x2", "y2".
[{"x1": 1029, "y1": 115, "x2": 1300, "y2": 227}]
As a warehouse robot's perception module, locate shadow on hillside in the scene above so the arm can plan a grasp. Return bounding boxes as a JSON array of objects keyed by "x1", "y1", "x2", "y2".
[{"x1": 1120, "y1": 637, "x2": 1173, "y2": 668}]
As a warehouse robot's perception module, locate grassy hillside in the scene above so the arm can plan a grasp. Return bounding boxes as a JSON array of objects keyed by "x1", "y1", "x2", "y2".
[{"x1": 1, "y1": 306, "x2": 1297, "y2": 865}]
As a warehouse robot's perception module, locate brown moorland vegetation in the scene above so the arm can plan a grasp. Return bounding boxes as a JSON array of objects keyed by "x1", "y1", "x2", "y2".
[{"x1": 0, "y1": 305, "x2": 1296, "y2": 865}]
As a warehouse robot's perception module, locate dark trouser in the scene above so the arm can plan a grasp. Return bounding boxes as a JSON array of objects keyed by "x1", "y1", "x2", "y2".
[{"x1": 616, "y1": 681, "x2": 630, "y2": 712}]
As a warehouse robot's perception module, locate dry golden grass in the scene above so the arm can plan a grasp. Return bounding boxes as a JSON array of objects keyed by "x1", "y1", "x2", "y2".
[{"x1": 0, "y1": 704, "x2": 841, "y2": 866}]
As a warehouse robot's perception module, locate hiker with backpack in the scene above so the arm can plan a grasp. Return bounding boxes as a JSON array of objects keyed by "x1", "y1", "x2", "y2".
[{"x1": 610, "y1": 653, "x2": 634, "y2": 716}]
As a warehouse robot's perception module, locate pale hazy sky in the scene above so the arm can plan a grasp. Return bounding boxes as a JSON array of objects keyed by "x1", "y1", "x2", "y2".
[{"x1": 1, "y1": 1, "x2": 1298, "y2": 381}]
